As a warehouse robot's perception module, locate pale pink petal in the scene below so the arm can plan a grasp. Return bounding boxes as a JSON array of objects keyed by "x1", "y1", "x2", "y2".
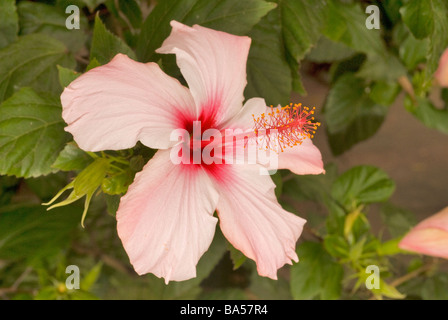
[
  {"x1": 277, "y1": 138, "x2": 325, "y2": 175},
  {"x1": 116, "y1": 150, "x2": 219, "y2": 283},
  {"x1": 399, "y1": 228, "x2": 448, "y2": 259},
  {"x1": 61, "y1": 53, "x2": 196, "y2": 152},
  {"x1": 399, "y1": 207, "x2": 448, "y2": 259},
  {"x1": 212, "y1": 164, "x2": 306, "y2": 279},
  {"x1": 223, "y1": 97, "x2": 267, "y2": 130},
  {"x1": 435, "y1": 48, "x2": 448, "y2": 87},
  {"x1": 412, "y1": 206, "x2": 448, "y2": 232},
  {"x1": 156, "y1": 21, "x2": 251, "y2": 127}
]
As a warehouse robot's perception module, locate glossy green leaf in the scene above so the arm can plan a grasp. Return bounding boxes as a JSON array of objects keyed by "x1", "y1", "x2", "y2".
[
  {"x1": 52, "y1": 143, "x2": 93, "y2": 172},
  {"x1": 0, "y1": 88, "x2": 69, "y2": 178},
  {"x1": 0, "y1": 34, "x2": 74, "y2": 103},
  {"x1": 90, "y1": 14, "x2": 136, "y2": 65},
  {"x1": 0, "y1": 0, "x2": 18, "y2": 49}
]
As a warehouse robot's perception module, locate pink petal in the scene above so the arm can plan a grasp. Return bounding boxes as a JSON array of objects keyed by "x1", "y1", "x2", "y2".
[
  {"x1": 61, "y1": 54, "x2": 196, "y2": 152},
  {"x1": 116, "y1": 150, "x2": 219, "y2": 283},
  {"x1": 399, "y1": 228, "x2": 448, "y2": 259},
  {"x1": 399, "y1": 206, "x2": 448, "y2": 259},
  {"x1": 213, "y1": 164, "x2": 306, "y2": 279},
  {"x1": 156, "y1": 21, "x2": 251, "y2": 128},
  {"x1": 412, "y1": 206, "x2": 448, "y2": 233},
  {"x1": 223, "y1": 97, "x2": 267, "y2": 130},
  {"x1": 435, "y1": 48, "x2": 448, "y2": 87},
  {"x1": 277, "y1": 138, "x2": 325, "y2": 175}
]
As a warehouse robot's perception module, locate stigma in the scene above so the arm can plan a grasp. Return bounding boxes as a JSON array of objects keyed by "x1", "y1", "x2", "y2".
[{"x1": 252, "y1": 103, "x2": 321, "y2": 152}]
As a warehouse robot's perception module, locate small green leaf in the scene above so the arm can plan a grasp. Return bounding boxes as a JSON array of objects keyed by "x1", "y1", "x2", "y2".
[
  {"x1": 331, "y1": 165, "x2": 395, "y2": 210},
  {"x1": 90, "y1": 14, "x2": 136, "y2": 65},
  {"x1": 52, "y1": 143, "x2": 93, "y2": 172},
  {"x1": 0, "y1": 0, "x2": 18, "y2": 49},
  {"x1": 101, "y1": 171, "x2": 133, "y2": 195},
  {"x1": 57, "y1": 66, "x2": 80, "y2": 89},
  {"x1": 0, "y1": 88, "x2": 69, "y2": 178},
  {"x1": 80, "y1": 262, "x2": 103, "y2": 291},
  {"x1": 227, "y1": 243, "x2": 247, "y2": 270}
]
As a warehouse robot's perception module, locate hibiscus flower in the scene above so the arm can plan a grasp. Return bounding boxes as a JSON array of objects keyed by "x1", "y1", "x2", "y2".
[
  {"x1": 61, "y1": 21, "x2": 324, "y2": 283},
  {"x1": 399, "y1": 206, "x2": 448, "y2": 259}
]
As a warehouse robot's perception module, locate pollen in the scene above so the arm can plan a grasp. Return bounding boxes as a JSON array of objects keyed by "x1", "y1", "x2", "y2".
[{"x1": 252, "y1": 103, "x2": 321, "y2": 152}]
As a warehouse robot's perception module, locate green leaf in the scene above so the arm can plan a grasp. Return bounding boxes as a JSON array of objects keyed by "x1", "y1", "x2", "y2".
[
  {"x1": 52, "y1": 143, "x2": 93, "y2": 172},
  {"x1": 400, "y1": 0, "x2": 434, "y2": 39},
  {"x1": 368, "y1": 81, "x2": 400, "y2": 106},
  {"x1": 331, "y1": 165, "x2": 395, "y2": 210},
  {"x1": 0, "y1": 88, "x2": 69, "y2": 178},
  {"x1": 277, "y1": 0, "x2": 327, "y2": 94},
  {"x1": 101, "y1": 171, "x2": 133, "y2": 195},
  {"x1": 322, "y1": 1, "x2": 384, "y2": 55},
  {"x1": 424, "y1": 0, "x2": 448, "y2": 81},
  {"x1": 136, "y1": 0, "x2": 276, "y2": 62},
  {"x1": 108, "y1": 0, "x2": 143, "y2": 29},
  {"x1": 411, "y1": 97, "x2": 448, "y2": 134},
  {"x1": 306, "y1": 36, "x2": 356, "y2": 63},
  {"x1": 0, "y1": 33, "x2": 74, "y2": 103},
  {"x1": 90, "y1": 14, "x2": 136, "y2": 65},
  {"x1": 278, "y1": 0, "x2": 326, "y2": 60},
  {"x1": 57, "y1": 66, "x2": 80, "y2": 89},
  {"x1": 290, "y1": 242, "x2": 343, "y2": 300},
  {"x1": 323, "y1": 73, "x2": 389, "y2": 155},
  {"x1": 17, "y1": 2, "x2": 88, "y2": 54},
  {"x1": 0, "y1": 0, "x2": 18, "y2": 49},
  {"x1": 380, "y1": 202, "x2": 417, "y2": 238},
  {"x1": 356, "y1": 52, "x2": 407, "y2": 82},
  {"x1": 227, "y1": 243, "x2": 247, "y2": 270},
  {"x1": 80, "y1": 262, "x2": 103, "y2": 291},
  {"x1": 0, "y1": 204, "x2": 81, "y2": 260},
  {"x1": 398, "y1": 28, "x2": 430, "y2": 71},
  {"x1": 245, "y1": 9, "x2": 291, "y2": 106}
]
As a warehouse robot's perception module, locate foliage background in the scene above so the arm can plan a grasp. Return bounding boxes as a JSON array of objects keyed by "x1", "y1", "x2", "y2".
[{"x1": 0, "y1": 0, "x2": 447, "y2": 300}]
